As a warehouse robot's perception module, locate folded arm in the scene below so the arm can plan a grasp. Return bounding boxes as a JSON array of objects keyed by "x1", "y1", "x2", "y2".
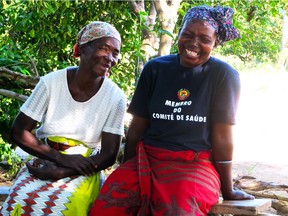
[{"x1": 11, "y1": 112, "x2": 121, "y2": 179}]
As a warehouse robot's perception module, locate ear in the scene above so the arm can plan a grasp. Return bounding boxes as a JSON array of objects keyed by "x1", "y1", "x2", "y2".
[
  {"x1": 213, "y1": 36, "x2": 220, "y2": 48},
  {"x1": 213, "y1": 32, "x2": 219, "y2": 48},
  {"x1": 73, "y1": 43, "x2": 80, "y2": 58}
]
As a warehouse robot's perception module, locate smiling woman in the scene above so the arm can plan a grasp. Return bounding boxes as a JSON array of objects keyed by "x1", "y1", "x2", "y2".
[
  {"x1": 177, "y1": 19, "x2": 217, "y2": 67},
  {"x1": 90, "y1": 5, "x2": 254, "y2": 216},
  {"x1": 0, "y1": 21, "x2": 126, "y2": 216}
]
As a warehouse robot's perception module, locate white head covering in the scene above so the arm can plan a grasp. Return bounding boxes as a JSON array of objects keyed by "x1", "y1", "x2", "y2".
[{"x1": 76, "y1": 21, "x2": 121, "y2": 45}]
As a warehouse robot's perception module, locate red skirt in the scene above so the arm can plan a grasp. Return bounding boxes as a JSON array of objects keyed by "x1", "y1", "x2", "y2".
[{"x1": 90, "y1": 142, "x2": 220, "y2": 216}]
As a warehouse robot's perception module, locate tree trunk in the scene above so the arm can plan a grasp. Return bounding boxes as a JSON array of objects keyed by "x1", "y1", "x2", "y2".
[
  {"x1": 129, "y1": 1, "x2": 158, "y2": 78},
  {"x1": 154, "y1": 0, "x2": 182, "y2": 56},
  {"x1": 129, "y1": 0, "x2": 182, "y2": 78},
  {"x1": 277, "y1": 14, "x2": 288, "y2": 70}
]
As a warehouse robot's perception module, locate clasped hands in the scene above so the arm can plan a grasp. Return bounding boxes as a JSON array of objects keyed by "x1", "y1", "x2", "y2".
[{"x1": 26, "y1": 154, "x2": 97, "y2": 180}]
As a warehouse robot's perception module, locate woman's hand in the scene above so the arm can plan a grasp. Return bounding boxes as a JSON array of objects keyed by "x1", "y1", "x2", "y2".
[
  {"x1": 222, "y1": 188, "x2": 254, "y2": 200},
  {"x1": 56, "y1": 154, "x2": 97, "y2": 176},
  {"x1": 26, "y1": 159, "x2": 60, "y2": 180}
]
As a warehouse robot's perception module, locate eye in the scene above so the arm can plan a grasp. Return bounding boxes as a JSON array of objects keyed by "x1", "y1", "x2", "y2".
[
  {"x1": 100, "y1": 46, "x2": 109, "y2": 52},
  {"x1": 112, "y1": 51, "x2": 119, "y2": 58},
  {"x1": 200, "y1": 37, "x2": 213, "y2": 44},
  {"x1": 181, "y1": 32, "x2": 193, "y2": 38},
  {"x1": 202, "y1": 39, "x2": 211, "y2": 43}
]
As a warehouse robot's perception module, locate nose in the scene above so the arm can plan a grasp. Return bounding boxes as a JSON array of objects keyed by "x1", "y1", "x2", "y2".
[
  {"x1": 190, "y1": 36, "x2": 199, "y2": 47},
  {"x1": 104, "y1": 52, "x2": 113, "y2": 62},
  {"x1": 191, "y1": 39, "x2": 198, "y2": 47},
  {"x1": 105, "y1": 53, "x2": 118, "y2": 67}
]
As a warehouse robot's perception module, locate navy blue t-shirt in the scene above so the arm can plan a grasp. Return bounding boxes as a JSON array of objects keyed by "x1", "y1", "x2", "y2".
[{"x1": 127, "y1": 54, "x2": 240, "y2": 152}]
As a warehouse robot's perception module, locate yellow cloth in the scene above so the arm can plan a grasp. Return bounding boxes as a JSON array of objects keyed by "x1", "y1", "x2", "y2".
[{"x1": 47, "y1": 136, "x2": 93, "y2": 157}]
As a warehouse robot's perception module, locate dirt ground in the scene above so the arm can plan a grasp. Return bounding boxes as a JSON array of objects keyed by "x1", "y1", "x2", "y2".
[{"x1": 232, "y1": 161, "x2": 288, "y2": 186}]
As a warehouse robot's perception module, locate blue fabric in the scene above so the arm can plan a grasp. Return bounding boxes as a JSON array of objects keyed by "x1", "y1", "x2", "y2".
[{"x1": 183, "y1": 5, "x2": 240, "y2": 44}]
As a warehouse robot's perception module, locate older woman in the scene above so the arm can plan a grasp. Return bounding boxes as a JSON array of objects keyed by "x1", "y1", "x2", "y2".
[
  {"x1": 90, "y1": 6, "x2": 253, "y2": 216},
  {"x1": 0, "y1": 21, "x2": 126, "y2": 216}
]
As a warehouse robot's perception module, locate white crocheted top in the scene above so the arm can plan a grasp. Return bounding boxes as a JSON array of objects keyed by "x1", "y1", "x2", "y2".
[{"x1": 20, "y1": 68, "x2": 126, "y2": 149}]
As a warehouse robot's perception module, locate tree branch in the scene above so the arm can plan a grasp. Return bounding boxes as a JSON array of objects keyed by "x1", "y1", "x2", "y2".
[
  {"x1": 0, "y1": 67, "x2": 38, "y2": 101},
  {"x1": 0, "y1": 67, "x2": 39, "y2": 87},
  {"x1": 243, "y1": 189, "x2": 288, "y2": 202},
  {"x1": 129, "y1": 0, "x2": 145, "y2": 13},
  {"x1": 0, "y1": 89, "x2": 28, "y2": 102}
]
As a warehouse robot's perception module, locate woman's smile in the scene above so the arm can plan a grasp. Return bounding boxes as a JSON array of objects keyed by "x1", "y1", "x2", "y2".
[
  {"x1": 178, "y1": 19, "x2": 217, "y2": 67},
  {"x1": 185, "y1": 48, "x2": 199, "y2": 58}
]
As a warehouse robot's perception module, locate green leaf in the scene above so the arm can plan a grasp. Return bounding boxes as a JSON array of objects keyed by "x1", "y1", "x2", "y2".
[{"x1": 159, "y1": 29, "x2": 174, "y2": 39}]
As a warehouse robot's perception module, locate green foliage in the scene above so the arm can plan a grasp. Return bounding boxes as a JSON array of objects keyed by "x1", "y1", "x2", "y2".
[
  {"x1": 1, "y1": 0, "x2": 285, "y2": 94},
  {"x1": 0, "y1": 135, "x2": 23, "y2": 179},
  {"x1": 219, "y1": 0, "x2": 284, "y2": 64},
  {"x1": 0, "y1": 0, "x2": 139, "y2": 95},
  {"x1": 0, "y1": 96, "x2": 22, "y2": 142}
]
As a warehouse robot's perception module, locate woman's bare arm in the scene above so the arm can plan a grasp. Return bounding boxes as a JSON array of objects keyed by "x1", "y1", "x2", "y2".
[
  {"x1": 211, "y1": 122, "x2": 254, "y2": 200},
  {"x1": 27, "y1": 132, "x2": 122, "y2": 180},
  {"x1": 123, "y1": 116, "x2": 150, "y2": 162},
  {"x1": 10, "y1": 112, "x2": 66, "y2": 163},
  {"x1": 10, "y1": 112, "x2": 121, "y2": 177}
]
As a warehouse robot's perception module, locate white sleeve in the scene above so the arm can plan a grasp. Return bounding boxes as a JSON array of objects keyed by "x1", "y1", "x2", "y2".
[
  {"x1": 103, "y1": 94, "x2": 126, "y2": 136},
  {"x1": 20, "y1": 78, "x2": 49, "y2": 122}
]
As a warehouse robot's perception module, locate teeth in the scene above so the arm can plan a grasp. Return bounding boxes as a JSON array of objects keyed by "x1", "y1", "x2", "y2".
[{"x1": 186, "y1": 49, "x2": 198, "y2": 57}]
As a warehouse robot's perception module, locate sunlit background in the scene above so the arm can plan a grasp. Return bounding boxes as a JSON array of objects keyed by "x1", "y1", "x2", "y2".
[{"x1": 233, "y1": 66, "x2": 288, "y2": 165}]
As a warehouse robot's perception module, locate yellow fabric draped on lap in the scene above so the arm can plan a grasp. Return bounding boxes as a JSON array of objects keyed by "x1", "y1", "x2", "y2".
[{"x1": 48, "y1": 136, "x2": 93, "y2": 157}]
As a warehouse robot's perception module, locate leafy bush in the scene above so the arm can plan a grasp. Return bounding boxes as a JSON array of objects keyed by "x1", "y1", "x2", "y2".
[
  {"x1": 0, "y1": 96, "x2": 23, "y2": 142},
  {"x1": 0, "y1": 135, "x2": 23, "y2": 180}
]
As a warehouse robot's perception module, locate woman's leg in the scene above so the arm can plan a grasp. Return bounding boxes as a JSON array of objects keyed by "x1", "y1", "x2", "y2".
[{"x1": 89, "y1": 158, "x2": 141, "y2": 216}]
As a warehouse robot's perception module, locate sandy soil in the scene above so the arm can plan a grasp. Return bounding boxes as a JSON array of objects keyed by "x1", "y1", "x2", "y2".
[{"x1": 232, "y1": 161, "x2": 288, "y2": 186}]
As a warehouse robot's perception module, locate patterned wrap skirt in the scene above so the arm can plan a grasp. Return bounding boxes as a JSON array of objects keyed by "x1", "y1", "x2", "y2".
[
  {"x1": 90, "y1": 141, "x2": 220, "y2": 216},
  {"x1": 0, "y1": 137, "x2": 101, "y2": 216}
]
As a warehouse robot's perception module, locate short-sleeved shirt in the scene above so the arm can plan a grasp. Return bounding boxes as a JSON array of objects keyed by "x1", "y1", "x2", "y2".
[
  {"x1": 20, "y1": 68, "x2": 126, "y2": 149},
  {"x1": 128, "y1": 54, "x2": 240, "y2": 152}
]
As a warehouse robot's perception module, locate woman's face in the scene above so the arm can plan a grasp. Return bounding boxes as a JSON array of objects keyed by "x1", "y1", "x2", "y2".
[
  {"x1": 80, "y1": 37, "x2": 120, "y2": 76},
  {"x1": 178, "y1": 19, "x2": 217, "y2": 67}
]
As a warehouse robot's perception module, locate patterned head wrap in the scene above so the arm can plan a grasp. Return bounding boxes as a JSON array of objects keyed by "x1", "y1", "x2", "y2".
[
  {"x1": 183, "y1": 5, "x2": 240, "y2": 44},
  {"x1": 77, "y1": 21, "x2": 121, "y2": 45},
  {"x1": 73, "y1": 21, "x2": 121, "y2": 58}
]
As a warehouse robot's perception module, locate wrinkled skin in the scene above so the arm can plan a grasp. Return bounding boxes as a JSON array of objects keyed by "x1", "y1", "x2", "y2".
[{"x1": 79, "y1": 37, "x2": 120, "y2": 77}]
